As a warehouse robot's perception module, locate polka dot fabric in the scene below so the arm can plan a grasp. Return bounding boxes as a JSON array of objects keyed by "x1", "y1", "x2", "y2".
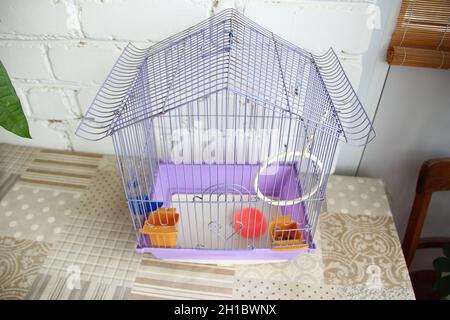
[
  {"x1": 0, "y1": 184, "x2": 80, "y2": 243},
  {"x1": 233, "y1": 279, "x2": 338, "y2": 300},
  {"x1": 76, "y1": 170, "x2": 128, "y2": 219},
  {"x1": 325, "y1": 175, "x2": 392, "y2": 217}
]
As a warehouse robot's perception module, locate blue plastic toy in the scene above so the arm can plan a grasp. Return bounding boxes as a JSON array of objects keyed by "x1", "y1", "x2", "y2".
[{"x1": 129, "y1": 195, "x2": 163, "y2": 215}]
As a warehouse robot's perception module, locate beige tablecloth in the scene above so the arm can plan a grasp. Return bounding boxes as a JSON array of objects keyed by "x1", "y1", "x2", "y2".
[{"x1": 0, "y1": 144, "x2": 414, "y2": 300}]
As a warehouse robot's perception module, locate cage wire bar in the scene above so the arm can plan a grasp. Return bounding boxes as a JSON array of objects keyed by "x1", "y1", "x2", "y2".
[{"x1": 76, "y1": 9, "x2": 374, "y2": 262}]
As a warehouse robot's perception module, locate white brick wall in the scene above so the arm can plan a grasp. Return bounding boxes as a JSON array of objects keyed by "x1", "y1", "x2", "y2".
[
  {"x1": 0, "y1": 0, "x2": 376, "y2": 154},
  {"x1": 75, "y1": 87, "x2": 98, "y2": 114},
  {"x1": 0, "y1": 0, "x2": 71, "y2": 37},
  {"x1": 0, "y1": 44, "x2": 51, "y2": 79},
  {"x1": 48, "y1": 43, "x2": 122, "y2": 83},
  {"x1": 81, "y1": 0, "x2": 211, "y2": 41},
  {"x1": 27, "y1": 88, "x2": 71, "y2": 120}
]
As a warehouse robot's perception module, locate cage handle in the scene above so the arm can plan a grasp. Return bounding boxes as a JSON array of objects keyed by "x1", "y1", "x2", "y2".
[{"x1": 253, "y1": 151, "x2": 325, "y2": 206}]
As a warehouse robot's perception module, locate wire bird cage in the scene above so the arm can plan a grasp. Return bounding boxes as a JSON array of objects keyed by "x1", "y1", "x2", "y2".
[{"x1": 76, "y1": 9, "x2": 375, "y2": 262}]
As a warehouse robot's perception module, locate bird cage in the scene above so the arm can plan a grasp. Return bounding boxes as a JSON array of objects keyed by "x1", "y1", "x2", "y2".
[{"x1": 76, "y1": 9, "x2": 375, "y2": 263}]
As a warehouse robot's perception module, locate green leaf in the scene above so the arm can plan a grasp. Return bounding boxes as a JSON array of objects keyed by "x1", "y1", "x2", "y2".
[
  {"x1": 433, "y1": 275, "x2": 450, "y2": 298},
  {"x1": 443, "y1": 243, "x2": 450, "y2": 258},
  {"x1": 0, "y1": 61, "x2": 31, "y2": 138},
  {"x1": 433, "y1": 257, "x2": 450, "y2": 273}
]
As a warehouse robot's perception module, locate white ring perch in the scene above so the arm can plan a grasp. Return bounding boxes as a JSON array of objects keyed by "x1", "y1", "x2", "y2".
[{"x1": 253, "y1": 151, "x2": 325, "y2": 206}]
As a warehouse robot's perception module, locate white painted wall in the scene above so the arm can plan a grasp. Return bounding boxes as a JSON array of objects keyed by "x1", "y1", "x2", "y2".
[
  {"x1": 0, "y1": 0, "x2": 379, "y2": 167},
  {"x1": 358, "y1": 66, "x2": 450, "y2": 270},
  {"x1": 337, "y1": 0, "x2": 400, "y2": 174}
]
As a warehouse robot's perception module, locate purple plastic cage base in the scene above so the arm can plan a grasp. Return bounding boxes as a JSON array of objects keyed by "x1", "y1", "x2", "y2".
[
  {"x1": 133, "y1": 163, "x2": 315, "y2": 260},
  {"x1": 152, "y1": 163, "x2": 308, "y2": 223},
  {"x1": 135, "y1": 246, "x2": 316, "y2": 261}
]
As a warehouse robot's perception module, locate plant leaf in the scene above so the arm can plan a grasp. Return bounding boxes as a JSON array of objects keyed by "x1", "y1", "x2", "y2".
[
  {"x1": 433, "y1": 257, "x2": 450, "y2": 273},
  {"x1": 433, "y1": 275, "x2": 450, "y2": 298},
  {"x1": 0, "y1": 61, "x2": 31, "y2": 138},
  {"x1": 443, "y1": 243, "x2": 450, "y2": 258}
]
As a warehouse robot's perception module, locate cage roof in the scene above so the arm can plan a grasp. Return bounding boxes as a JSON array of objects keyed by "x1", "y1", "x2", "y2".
[{"x1": 76, "y1": 9, "x2": 375, "y2": 145}]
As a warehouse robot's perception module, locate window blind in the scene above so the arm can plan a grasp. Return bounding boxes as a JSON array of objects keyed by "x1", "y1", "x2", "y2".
[{"x1": 387, "y1": 0, "x2": 450, "y2": 69}]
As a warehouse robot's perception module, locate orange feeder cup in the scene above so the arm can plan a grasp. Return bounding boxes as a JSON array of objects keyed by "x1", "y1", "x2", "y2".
[
  {"x1": 269, "y1": 216, "x2": 308, "y2": 250},
  {"x1": 139, "y1": 208, "x2": 179, "y2": 248}
]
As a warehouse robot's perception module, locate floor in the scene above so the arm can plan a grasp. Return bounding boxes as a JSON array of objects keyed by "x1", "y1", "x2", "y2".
[{"x1": 0, "y1": 144, "x2": 414, "y2": 300}]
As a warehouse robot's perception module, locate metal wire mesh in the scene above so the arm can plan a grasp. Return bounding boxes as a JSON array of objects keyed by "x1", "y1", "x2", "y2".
[{"x1": 76, "y1": 9, "x2": 374, "y2": 260}]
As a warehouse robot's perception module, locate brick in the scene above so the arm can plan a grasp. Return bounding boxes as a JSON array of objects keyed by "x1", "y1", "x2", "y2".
[
  {"x1": 75, "y1": 87, "x2": 99, "y2": 114},
  {"x1": 0, "y1": 121, "x2": 68, "y2": 150},
  {"x1": 0, "y1": 0, "x2": 70, "y2": 36},
  {"x1": 48, "y1": 44, "x2": 121, "y2": 83},
  {"x1": 0, "y1": 44, "x2": 52, "y2": 79},
  {"x1": 27, "y1": 88, "x2": 71, "y2": 120},
  {"x1": 80, "y1": 0, "x2": 210, "y2": 41}
]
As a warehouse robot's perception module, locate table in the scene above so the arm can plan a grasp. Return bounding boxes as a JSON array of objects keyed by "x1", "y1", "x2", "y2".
[{"x1": 0, "y1": 144, "x2": 414, "y2": 300}]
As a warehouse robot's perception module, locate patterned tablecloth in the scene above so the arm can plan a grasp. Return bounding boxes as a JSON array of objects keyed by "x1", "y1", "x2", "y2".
[{"x1": 0, "y1": 144, "x2": 415, "y2": 300}]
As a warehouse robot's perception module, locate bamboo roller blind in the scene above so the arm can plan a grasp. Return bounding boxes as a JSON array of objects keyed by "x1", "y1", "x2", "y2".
[{"x1": 387, "y1": 0, "x2": 450, "y2": 69}]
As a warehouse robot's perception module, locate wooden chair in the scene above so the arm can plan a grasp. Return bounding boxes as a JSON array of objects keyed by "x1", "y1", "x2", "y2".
[{"x1": 402, "y1": 158, "x2": 450, "y2": 299}]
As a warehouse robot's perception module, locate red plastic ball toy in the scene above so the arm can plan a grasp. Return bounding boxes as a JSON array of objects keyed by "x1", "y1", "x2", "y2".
[{"x1": 233, "y1": 208, "x2": 267, "y2": 238}]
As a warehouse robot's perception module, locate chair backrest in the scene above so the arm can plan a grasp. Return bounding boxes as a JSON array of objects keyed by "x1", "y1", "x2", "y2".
[
  {"x1": 416, "y1": 158, "x2": 450, "y2": 194},
  {"x1": 402, "y1": 158, "x2": 450, "y2": 267}
]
